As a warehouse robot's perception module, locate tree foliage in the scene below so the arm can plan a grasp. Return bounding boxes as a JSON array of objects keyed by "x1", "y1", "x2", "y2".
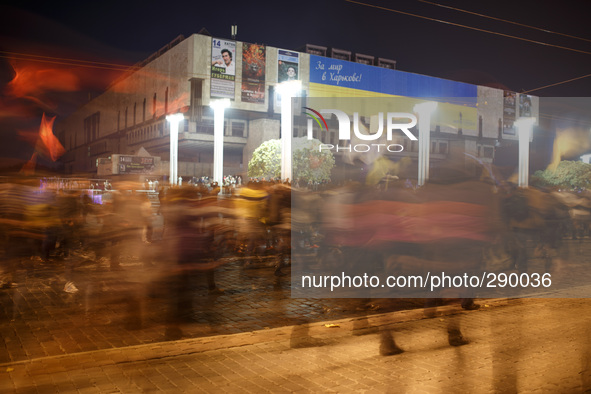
[
  {"x1": 532, "y1": 160, "x2": 591, "y2": 190},
  {"x1": 248, "y1": 138, "x2": 335, "y2": 182},
  {"x1": 248, "y1": 139, "x2": 281, "y2": 179}
]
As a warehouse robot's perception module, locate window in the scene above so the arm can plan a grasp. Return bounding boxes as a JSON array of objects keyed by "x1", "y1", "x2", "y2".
[
  {"x1": 83, "y1": 112, "x2": 100, "y2": 143},
  {"x1": 133, "y1": 103, "x2": 136, "y2": 126},
  {"x1": 232, "y1": 122, "x2": 245, "y2": 137},
  {"x1": 153, "y1": 93, "x2": 157, "y2": 118},
  {"x1": 143, "y1": 99, "x2": 146, "y2": 122},
  {"x1": 439, "y1": 142, "x2": 448, "y2": 155},
  {"x1": 190, "y1": 79, "x2": 203, "y2": 122},
  {"x1": 84, "y1": 118, "x2": 90, "y2": 143},
  {"x1": 165, "y1": 87, "x2": 169, "y2": 114},
  {"x1": 197, "y1": 118, "x2": 214, "y2": 135},
  {"x1": 483, "y1": 147, "x2": 494, "y2": 158},
  {"x1": 478, "y1": 116, "x2": 483, "y2": 140}
]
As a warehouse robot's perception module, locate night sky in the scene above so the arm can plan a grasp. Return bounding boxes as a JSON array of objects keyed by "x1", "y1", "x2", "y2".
[{"x1": 1, "y1": 0, "x2": 590, "y2": 166}]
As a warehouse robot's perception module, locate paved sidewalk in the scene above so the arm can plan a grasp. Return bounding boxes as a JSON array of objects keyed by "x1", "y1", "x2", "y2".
[
  {"x1": 3, "y1": 297, "x2": 591, "y2": 393},
  {"x1": 2, "y1": 237, "x2": 591, "y2": 392},
  {"x1": 0, "y1": 248, "x2": 425, "y2": 365}
]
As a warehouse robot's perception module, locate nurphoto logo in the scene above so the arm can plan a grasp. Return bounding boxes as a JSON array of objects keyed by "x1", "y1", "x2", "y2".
[{"x1": 304, "y1": 107, "x2": 419, "y2": 153}]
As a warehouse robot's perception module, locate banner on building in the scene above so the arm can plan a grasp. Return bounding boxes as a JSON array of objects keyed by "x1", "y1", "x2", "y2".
[
  {"x1": 241, "y1": 43, "x2": 266, "y2": 103},
  {"x1": 519, "y1": 94, "x2": 532, "y2": 117},
  {"x1": 278, "y1": 49, "x2": 299, "y2": 83},
  {"x1": 307, "y1": 55, "x2": 478, "y2": 135},
  {"x1": 503, "y1": 91, "x2": 516, "y2": 135},
  {"x1": 308, "y1": 55, "x2": 477, "y2": 102},
  {"x1": 211, "y1": 38, "x2": 236, "y2": 99},
  {"x1": 118, "y1": 156, "x2": 155, "y2": 174}
]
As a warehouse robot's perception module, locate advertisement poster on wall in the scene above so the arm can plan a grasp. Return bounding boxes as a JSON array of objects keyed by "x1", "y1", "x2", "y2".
[
  {"x1": 211, "y1": 38, "x2": 236, "y2": 99},
  {"x1": 307, "y1": 55, "x2": 478, "y2": 135},
  {"x1": 118, "y1": 156, "x2": 155, "y2": 174},
  {"x1": 520, "y1": 94, "x2": 532, "y2": 117},
  {"x1": 278, "y1": 49, "x2": 299, "y2": 83},
  {"x1": 241, "y1": 43, "x2": 266, "y2": 103},
  {"x1": 503, "y1": 90, "x2": 517, "y2": 135}
]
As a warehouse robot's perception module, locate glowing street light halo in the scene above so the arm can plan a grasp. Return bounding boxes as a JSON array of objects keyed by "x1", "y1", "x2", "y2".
[
  {"x1": 515, "y1": 117, "x2": 536, "y2": 188},
  {"x1": 210, "y1": 99, "x2": 231, "y2": 191},
  {"x1": 166, "y1": 113, "x2": 184, "y2": 186},
  {"x1": 277, "y1": 80, "x2": 302, "y2": 182},
  {"x1": 413, "y1": 101, "x2": 438, "y2": 186}
]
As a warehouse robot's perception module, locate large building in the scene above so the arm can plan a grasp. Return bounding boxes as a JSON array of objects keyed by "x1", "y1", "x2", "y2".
[{"x1": 56, "y1": 32, "x2": 538, "y2": 182}]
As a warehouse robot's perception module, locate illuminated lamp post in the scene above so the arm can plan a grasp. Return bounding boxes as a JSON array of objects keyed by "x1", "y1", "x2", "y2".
[
  {"x1": 210, "y1": 99, "x2": 231, "y2": 191},
  {"x1": 413, "y1": 101, "x2": 438, "y2": 186},
  {"x1": 166, "y1": 113, "x2": 184, "y2": 186},
  {"x1": 515, "y1": 117, "x2": 536, "y2": 188},
  {"x1": 276, "y1": 80, "x2": 302, "y2": 182}
]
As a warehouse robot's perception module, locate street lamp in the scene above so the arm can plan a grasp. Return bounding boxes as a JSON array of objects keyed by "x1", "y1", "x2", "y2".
[
  {"x1": 276, "y1": 80, "x2": 302, "y2": 182},
  {"x1": 166, "y1": 113, "x2": 184, "y2": 186},
  {"x1": 413, "y1": 101, "x2": 438, "y2": 186},
  {"x1": 515, "y1": 117, "x2": 536, "y2": 188},
  {"x1": 210, "y1": 99, "x2": 231, "y2": 191}
]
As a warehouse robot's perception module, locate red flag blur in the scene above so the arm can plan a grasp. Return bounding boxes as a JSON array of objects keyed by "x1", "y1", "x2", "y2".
[{"x1": 37, "y1": 113, "x2": 65, "y2": 161}]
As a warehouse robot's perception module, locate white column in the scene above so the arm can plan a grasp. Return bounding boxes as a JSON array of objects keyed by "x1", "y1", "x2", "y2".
[
  {"x1": 211, "y1": 99, "x2": 230, "y2": 189},
  {"x1": 166, "y1": 113, "x2": 183, "y2": 186},
  {"x1": 277, "y1": 80, "x2": 301, "y2": 182},
  {"x1": 413, "y1": 102, "x2": 437, "y2": 186},
  {"x1": 515, "y1": 117, "x2": 536, "y2": 188}
]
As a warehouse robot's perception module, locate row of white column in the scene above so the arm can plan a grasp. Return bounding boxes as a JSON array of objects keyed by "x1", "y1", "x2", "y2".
[{"x1": 167, "y1": 93, "x2": 535, "y2": 189}]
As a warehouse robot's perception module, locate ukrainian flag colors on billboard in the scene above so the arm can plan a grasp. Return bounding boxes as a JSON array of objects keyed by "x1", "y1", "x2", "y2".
[{"x1": 308, "y1": 55, "x2": 478, "y2": 134}]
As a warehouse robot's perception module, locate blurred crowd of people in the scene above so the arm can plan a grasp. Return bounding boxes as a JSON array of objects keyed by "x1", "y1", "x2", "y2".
[{"x1": 0, "y1": 169, "x2": 590, "y2": 343}]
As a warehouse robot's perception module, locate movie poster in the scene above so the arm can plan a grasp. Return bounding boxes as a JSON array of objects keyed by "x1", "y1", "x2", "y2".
[
  {"x1": 278, "y1": 49, "x2": 299, "y2": 83},
  {"x1": 519, "y1": 94, "x2": 532, "y2": 117},
  {"x1": 503, "y1": 91, "x2": 516, "y2": 135},
  {"x1": 211, "y1": 38, "x2": 236, "y2": 99},
  {"x1": 241, "y1": 43, "x2": 266, "y2": 103}
]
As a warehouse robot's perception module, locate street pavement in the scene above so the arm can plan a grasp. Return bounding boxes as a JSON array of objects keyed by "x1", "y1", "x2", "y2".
[
  {"x1": 2, "y1": 297, "x2": 591, "y2": 393},
  {"x1": 1, "y1": 237, "x2": 591, "y2": 392}
]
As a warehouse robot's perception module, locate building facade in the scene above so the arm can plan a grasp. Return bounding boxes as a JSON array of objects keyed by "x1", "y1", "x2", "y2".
[{"x1": 56, "y1": 33, "x2": 538, "y2": 182}]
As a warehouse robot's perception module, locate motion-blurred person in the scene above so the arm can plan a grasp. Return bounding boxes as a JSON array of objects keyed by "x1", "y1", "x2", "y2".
[
  {"x1": 501, "y1": 185, "x2": 568, "y2": 274},
  {"x1": 0, "y1": 179, "x2": 56, "y2": 291},
  {"x1": 106, "y1": 189, "x2": 146, "y2": 271},
  {"x1": 55, "y1": 189, "x2": 83, "y2": 259},
  {"x1": 332, "y1": 163, "x2": 501, "y2": 355},
  {"x1": 161, "y1": 187, "x2": 227, "y2": 334},
  {"x1": 266, "y1": 182, "x2": 292, "y2": 276},
  {"x1": 233, "y1": 181, "x2": 269, "y2": 264}
]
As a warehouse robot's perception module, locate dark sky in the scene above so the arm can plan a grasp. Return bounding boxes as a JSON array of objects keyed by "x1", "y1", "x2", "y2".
[{"x1": 1, "y1": 0, "x2": 590, "y2": 165}]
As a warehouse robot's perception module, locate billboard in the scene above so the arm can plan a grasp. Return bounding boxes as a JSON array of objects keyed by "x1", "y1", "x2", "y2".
[
  {"x1": 520, "y1": 94, "x2": 532, "y2": 117},
  {"x1": 308, "y1": 55, "x2": 478, "y2": 135},
  {"x1": 278, "y1": 49, "x2": 299, "y2": 83},
  {"x1": 118, "y1": 156, "x2": 155, "y2": 174},
  {"x1": 308, "y1": 55, "x2": 477, "y2": 101},
  {"x1": 211, "y1": 38, "x2": 236, "y2": 99},
  {"x1": 503, "y1": 91, "x2": 517, "y2": 135},
  {"x1": 241, "y1": 43, "x2": 266, "y2": 103}
]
